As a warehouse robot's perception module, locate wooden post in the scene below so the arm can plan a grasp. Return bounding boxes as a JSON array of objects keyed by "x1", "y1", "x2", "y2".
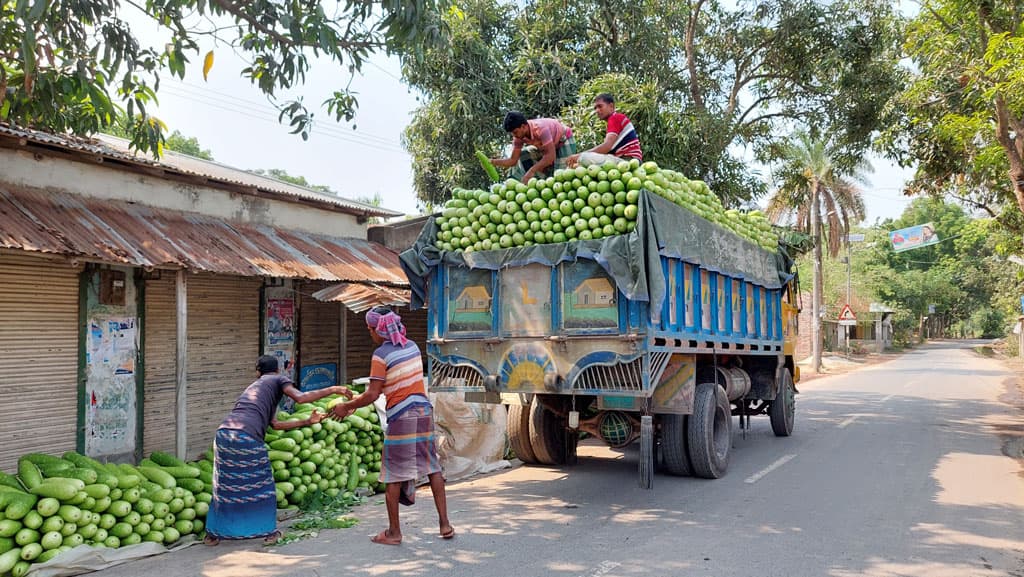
[
  {"x1": 1018, "y1": 317, "x2": 1024, "y2": 359},
  {"x1": 175, "y1": 269, "x2": 188, "y2": 460},
  {"x1": 338, "y1": 305, "x2": 347, "y2": 385}
]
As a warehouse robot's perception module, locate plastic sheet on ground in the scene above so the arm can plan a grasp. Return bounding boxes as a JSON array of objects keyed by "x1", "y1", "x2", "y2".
[
  {"x1": 25, "y1": 537, "x2": 197, "y2": 577},
  {"x1": 430, "y1": 392, "x2": 510, "y2": 481}
]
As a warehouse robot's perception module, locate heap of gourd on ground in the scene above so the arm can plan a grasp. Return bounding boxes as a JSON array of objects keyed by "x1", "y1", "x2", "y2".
[{"x1": 0, "y1": 393, "x2": 380, "y2": 576}]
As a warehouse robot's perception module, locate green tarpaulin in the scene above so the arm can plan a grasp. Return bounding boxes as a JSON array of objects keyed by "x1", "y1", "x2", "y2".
[{"x1": 400, "y1": 191, "x2": 790, "y2": 323}]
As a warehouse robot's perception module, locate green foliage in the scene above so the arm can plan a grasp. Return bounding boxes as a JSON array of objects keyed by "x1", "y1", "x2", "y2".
[
  {"x1": 767, "y1": 132, "x2": 869, "y2": 257},
  {"x1": 273, "y1": 491, "x2": 362, "y2": 546},
  {"x1": 0, "y1": 0, "x2": 449, "y2": 157},
  {"x1": 104, "y1": 122, "x2": 213, "y2": 160},
  {"x1": 402, "y1": 0, "x2": 904, "y2": 207},
  {"x1": 249, "y1": 169, "x2": 332, "y2": 193},
  {"x1": 164, "y1": 132, "x2": 213, "y2": 160},
  {"x1": 857, "y1": 198, "x2": 1024, "y2": 339},
  {"x1": 879, "y1": 0, "x2": 1024, "y2": 225}
]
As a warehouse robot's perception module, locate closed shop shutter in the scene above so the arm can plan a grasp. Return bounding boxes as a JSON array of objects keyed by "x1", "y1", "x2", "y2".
[
  {"x1": 142, "y1": 275, "x2": 176, "y2": 456},
  {"x1": 344, "y1": 308, "x2": 373, "y2": 383},
  {"x1": 402, "y1": 308, "x2": 428, "y2": 353},
  {"x1": 299, "y1": 281, "x2": 340, "y2": 372},
  {"x1": 184, "y1": 274, "x2": 261, "y2": 458},
  {"x1": 0, "y1": 253, "x2": 80, "y2": 472}
]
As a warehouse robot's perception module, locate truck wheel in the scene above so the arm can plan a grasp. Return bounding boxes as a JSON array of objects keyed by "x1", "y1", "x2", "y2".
[
  {"x1": 508, "y1": 404, "x2": 538, "y2": 464},
  {"x1": 529, "y1": 398, "x2": 567, "y2": 465},
  {"x1": 660, "y1": 414, "x2": 692, "y2": 476},
  {"x1": 687, "y1": 382, "x2": 731, "y2": 479},
  {"x1": 769, "y1": 369, "x2": 796, "y2": 437}
]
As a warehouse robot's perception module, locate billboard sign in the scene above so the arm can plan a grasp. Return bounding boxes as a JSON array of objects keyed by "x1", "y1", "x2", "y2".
[{"x1": 889, "y1": 222, "x2": 939, "y2": 253}]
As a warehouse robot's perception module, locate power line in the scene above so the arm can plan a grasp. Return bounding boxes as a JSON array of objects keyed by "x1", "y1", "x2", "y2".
[
  {"x1": 365, "y1": 58, "x2": 404, "y2": 83},
  {"x1": 157, "y1": 87, "x2": 408, "y2": 154},
  {"x1": 159, "y1": 83, "x2": 406, "y2": 150},
  {"x1": 159, "y1": 78, "x2": 407, "y2": 150},
  {"x1": 155, "y1": 85, "x2": 409, "y2": 155}
]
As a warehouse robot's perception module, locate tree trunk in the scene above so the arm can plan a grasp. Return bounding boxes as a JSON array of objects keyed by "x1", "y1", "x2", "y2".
[
  {"x1": 811, "y1": 181, "x2": 823, "y2": 374},
  {"x1": 685, "y1": 0, "x2": 706, "y2": 113},
  {"x1": 992, "y1": 95, "x2": 1024, "y2": 214}
]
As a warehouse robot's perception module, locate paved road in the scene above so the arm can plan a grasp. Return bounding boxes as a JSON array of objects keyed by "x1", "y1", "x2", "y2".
[{"x1": 93, "y1": 341, "x2": 1024, "y2": 577}]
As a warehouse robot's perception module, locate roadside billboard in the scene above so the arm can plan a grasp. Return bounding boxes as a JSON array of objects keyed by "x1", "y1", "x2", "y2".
[{"x1": 889, "y1": 222, "x2": 939, "y2": 253}]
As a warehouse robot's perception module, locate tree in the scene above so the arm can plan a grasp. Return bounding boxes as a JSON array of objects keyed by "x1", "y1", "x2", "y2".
[
  {"x1": 766, "y1": 133, "x2": 867, "y2": 373},
  {"x1": 0, "y1": 0, "x2": 449, "y2": 157},
  {"x1": 860, "y1": 198, "x2": 1022, "y2": 340},
  {"x1": 402, "y1": 0, "x2": 904, "y2": 207},
  {"x1": 249, "y1": 169, "x2": 332, "y2": 193},
  {"x1": 164, "y1": 132, "x2": 213, "y2": 160},
  {"x1": 104, "y1": 122, "x2": 213, "y2": 160},
  {"x1": 880, "y1": 0, "x2": 1024, "y2": 230}
]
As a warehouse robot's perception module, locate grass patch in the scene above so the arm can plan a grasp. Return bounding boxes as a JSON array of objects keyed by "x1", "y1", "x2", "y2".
[
  {"x1": 973, "y1": 345, "x2": 996, "y2": 357},
  {"x1": 271, "y1": 491, "x2": 364, "y2": 546}
]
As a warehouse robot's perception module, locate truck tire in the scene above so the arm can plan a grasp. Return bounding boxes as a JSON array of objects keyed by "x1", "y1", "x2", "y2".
[
  {"x1": 529, "y1": 398, "x2": 567, "y2": 465},
  {"x1": 769, "y1": 369, "x2": 795, "y2": 437},
  {"x1": 687, "y1": 382, "x2": 731, "y2": 479},
  {"x1": 508, "y1": 404, "x2": 538, "y2": 464},
  {"x1": 659, "y1": 414, "x2": 692, "y2": 476}
]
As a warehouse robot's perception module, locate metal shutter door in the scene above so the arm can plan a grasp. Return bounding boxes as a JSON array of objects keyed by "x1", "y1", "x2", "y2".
[
  {"x1": 142, "y1": 275, "x2": 177, "y2": 456},
  {"x1": 0, "y1": 254, "x2": 79, "y2": 471},
  {"x1": 299, "y1": 281, "x2": 340, "y2": 369},
  {"x1": 185, "y1": 274, "x2": 261, "y2": 458}
]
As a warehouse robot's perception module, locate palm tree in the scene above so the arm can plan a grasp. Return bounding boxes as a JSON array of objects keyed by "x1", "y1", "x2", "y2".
[{"x1": 767, "y1": 133, "x2": 868, "y2": 373}]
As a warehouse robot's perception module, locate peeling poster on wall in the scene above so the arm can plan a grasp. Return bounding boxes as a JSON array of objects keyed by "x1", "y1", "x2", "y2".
[{"x1": 85, "y1": 316, "x2": 138, "y2": 458}]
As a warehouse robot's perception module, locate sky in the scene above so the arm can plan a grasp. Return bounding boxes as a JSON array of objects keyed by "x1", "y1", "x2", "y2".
[{"x1": 135, "y1": 19, "x2": 918, "y2": 225}]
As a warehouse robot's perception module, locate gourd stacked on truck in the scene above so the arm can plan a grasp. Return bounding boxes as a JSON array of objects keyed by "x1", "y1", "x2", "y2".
[{"x1": 434, "y1": 160, "x2": 778, "y2": 253}]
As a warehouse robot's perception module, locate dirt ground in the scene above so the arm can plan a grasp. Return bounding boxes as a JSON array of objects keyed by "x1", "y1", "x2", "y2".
[
  {"x1": 987, "y1": 345, "x2": 1024, "y2": 463},
  {"x1": 795, "y1": 347, "x2": 905, "y2": 383}
]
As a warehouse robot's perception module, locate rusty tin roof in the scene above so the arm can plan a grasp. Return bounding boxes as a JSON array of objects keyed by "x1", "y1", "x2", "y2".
[
  {"x1": 0, "y1": 186, "x2": 408, "y2": 284},
  {"x1": 311, "y1": 283, "x2": 410, "y2": 312}
]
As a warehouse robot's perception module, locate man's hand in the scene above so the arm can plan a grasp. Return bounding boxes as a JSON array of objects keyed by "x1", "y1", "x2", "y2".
[
  {"x1": 566, "y1": 153, "x2": 581, "y2": 168},
  {"x1": 332, "y1": 385, "x2": 354, "y2": 399},
  {"x1": 309, "y1": 409, "x2": 327, "y2": 425},
  {"x1": 330, "y1": 403, "x2": 355, "y2": 421},
  {"x1": 521, "y1": 170, "x2": 535, "y2": 184}
]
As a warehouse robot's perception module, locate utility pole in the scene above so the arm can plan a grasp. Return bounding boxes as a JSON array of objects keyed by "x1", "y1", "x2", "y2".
[
  {"x1": 846, "y1": 240, "x2": 851, "y2": 357},
  {"x1": 845, "y1": 233, "x2": 864, "y2": 356}
]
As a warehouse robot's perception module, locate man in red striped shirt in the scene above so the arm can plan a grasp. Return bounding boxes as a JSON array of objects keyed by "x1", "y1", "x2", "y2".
[{"x1": 567, "y1": 93, "x2": 643, "y2": 168}]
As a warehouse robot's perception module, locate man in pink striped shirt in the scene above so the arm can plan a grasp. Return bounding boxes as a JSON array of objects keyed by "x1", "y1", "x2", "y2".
[{"x1": 491, "y1": 111, "x2": 577, "y2": 183}]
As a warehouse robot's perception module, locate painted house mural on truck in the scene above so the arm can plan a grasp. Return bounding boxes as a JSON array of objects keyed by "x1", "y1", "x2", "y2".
[{"x1": 456, "y1": 286, "x2": 491, "y2": 312}]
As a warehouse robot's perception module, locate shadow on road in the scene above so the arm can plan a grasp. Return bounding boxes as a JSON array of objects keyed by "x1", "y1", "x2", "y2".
[{"x1": 88, "y1": 356, "x2": 1024, "y2": 577}]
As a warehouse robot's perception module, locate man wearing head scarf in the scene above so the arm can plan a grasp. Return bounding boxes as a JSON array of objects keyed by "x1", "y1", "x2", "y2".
[{"x1": 329, "y1": 306, "x2": 453, "y2": 545}]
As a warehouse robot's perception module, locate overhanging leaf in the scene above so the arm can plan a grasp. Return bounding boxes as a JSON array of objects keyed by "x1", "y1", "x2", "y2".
[{"x1": 202, "y1": 50, "x2": 214, "y2": 81}]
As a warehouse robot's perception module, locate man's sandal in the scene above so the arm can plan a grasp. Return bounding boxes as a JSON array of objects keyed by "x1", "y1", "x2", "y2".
[
  {"x1": 263, "y1": 530, "x2": 283, "y2": 545},
  {"x1": 371, "y1": 529, "x2": 402, "y2": 545}
]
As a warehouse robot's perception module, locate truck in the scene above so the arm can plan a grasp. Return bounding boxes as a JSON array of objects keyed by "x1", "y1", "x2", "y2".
[{"x1": 401, "y1": 177, "x2": 800, "y2": 487}]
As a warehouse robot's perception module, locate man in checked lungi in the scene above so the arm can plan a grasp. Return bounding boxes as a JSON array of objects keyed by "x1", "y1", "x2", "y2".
[
  {"x1": 204, "y1": 355, "x2": 353, "y2": 546},
  {"x1": 329, "y1": 306, "x2": 454, "y2": 545}
]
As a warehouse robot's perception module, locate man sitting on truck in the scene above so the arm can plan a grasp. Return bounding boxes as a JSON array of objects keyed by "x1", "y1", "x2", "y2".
[
  {"x1": 566, "y1": 93, "x2": 643, "y2": 168},
  {"x1": 491, "y1": 112, "x2": 577, "y2": 183}
]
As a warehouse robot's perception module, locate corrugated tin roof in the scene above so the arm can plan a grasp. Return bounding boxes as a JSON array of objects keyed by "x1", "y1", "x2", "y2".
[
  {"x1": 0, "y1": 124, "x2": 401, "y2": 218},
  {"x1": 0, "y1": 186, "x2": 409, "y2": 284},
  {"x1": 311, "y1": 283, "x2": 410, "y2": 313}
]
